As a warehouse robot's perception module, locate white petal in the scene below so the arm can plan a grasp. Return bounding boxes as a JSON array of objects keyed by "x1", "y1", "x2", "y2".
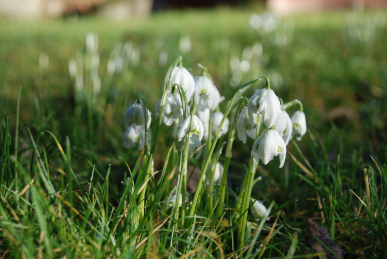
[
  {"x1": 237, "y1": 110, "x2": 247, "y2": 143},
  {"x1": 123, "y1": 125, "x2": 140, "y2": 149},
  {"x1": 274, "y1": 130, "x2": 287, "y2": 168},
  {"x1": 171, "y1": 67, "x2": 195, "y2": 101},
  {"x1": 177, "y1": 116, "x2": 191, "y2": 141},
  {"x1": 212, "y1": 112, "x2": 229, "y2": 137},
  {"x1": 210, "y1": 85, "x2": 221, "y2": 111},
  {"x1": 264, "y1": 90, "x2": 282, "y2": 128},
  {"x1": 194, "y1": 76, "x2": 213, "y2": 109}
]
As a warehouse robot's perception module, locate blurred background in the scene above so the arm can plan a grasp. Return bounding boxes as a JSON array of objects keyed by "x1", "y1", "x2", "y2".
[{"x1": 1, "y1": 0, "x2": 386, "y2": 213}]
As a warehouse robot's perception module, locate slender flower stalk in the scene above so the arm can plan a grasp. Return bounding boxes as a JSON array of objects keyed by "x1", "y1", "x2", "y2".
[
  {"x1": 216, "y1": 98, "x2": 247, "y2": 217},
  {"x1": 238, "y1": 114, "x2": 263, "y2": 251}
]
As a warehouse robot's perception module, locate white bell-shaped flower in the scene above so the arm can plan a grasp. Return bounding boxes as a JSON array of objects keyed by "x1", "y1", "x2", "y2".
[
  {"x1": 206, "y1": 162, "x2": 224, "y2": 186},
  {"x1": 251, "y1": 200, "x2": 269, "y2": 221},
  {"x1": 212, "y1": 112, "x2": 229, "y2": 137},
  {"x1": 123, "y1": 125, "x2": 150, "y2": 150},
  {"x1": 209, "y1": 85, "x2": 221, "y2": 111},
  {"x1": 166, "y1": 192, "x2": 189, "y2": 208},
  {"x1": 274, "y1": 110, "x2": 292, "y2": 145},
  {"x1": 177, "y1": 115, "x2": 205, "y2": 142},
  {"x1": 252, "y1": 129, "x2": 286, "y2": 167},
  {"x1": 237, "y1": 108, "x2": 257, "y2": 143},
  {"x1": 291, "y1": 111, "x2": 307, "y2": 141},
  {"x1": 194, "y1": 76, "x2": 213, "y2": 111},
  {"x1": 247, "y1": 88, "x2": 282, "y2": 128},
  {"x1": 155, "y1": 93, "x2": 183, "y2": 126},
  {"x1": 124, "y1": 100, "x2": 151, "y2": 130},
  {"x1": 170, "y1": 66, "x2": 195, "y2": 101},
  {"x1": 198, "y1": 108, "x2": 210, "y2": 140}
]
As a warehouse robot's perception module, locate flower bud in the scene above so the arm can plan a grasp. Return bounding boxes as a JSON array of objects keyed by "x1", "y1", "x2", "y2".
[
  {"x1": 291, "y1": 111, "x2": 307, "y2": 141},
  {"x1": 251, "y1": 200, "x2": 269, "y2": 221}
]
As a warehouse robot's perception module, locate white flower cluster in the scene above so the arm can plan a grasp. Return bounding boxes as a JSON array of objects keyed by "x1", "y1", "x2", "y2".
[
  {"x1": 123, "y1": 63, "x2": 230, "y2": 159},
  {"x1": 237, "y1": 87, "x2": 307, "y2": 168}
]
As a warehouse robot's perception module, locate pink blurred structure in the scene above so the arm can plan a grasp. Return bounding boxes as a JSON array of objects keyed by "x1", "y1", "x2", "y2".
[{"x1": 268, "y1": 0, "x2": 387, "y2": 14}]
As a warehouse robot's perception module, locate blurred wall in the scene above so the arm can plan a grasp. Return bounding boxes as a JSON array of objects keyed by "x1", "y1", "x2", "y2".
[{"x1": 268, "y1": 0, "x2": 387, "y2": 14}]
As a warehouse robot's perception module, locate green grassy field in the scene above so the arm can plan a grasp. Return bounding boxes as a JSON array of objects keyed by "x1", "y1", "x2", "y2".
[{"x1": 1, "y1": 7, "x2": 387, "y2": 258}]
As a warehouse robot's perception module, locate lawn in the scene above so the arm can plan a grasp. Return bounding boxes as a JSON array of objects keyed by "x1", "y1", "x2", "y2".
[{"x1": 1, "y1": 6, "x2": 386, "y2": 258}]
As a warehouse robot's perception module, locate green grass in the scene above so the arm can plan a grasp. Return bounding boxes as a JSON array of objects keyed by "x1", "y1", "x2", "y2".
[{"x1": 1, "y1": 7, "x2": 387, "y2": 258}]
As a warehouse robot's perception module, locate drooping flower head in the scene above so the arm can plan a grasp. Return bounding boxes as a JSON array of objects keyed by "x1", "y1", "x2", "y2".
[
  {"x1": 177, "y1": 115, "x2": 205, "y2": 142},
  {"x1": 194, "y1": 76, "x2": 213, "y2": 111},
  {"x1": 170, "y1": 66, "x2": 195, "y2": 102},
  {"x1": 155, "y1": 93, "x2": 183, "y2": 126},
  {"x1": 123, "y1": 125, "x2": 150, "y2": 150},
  {"x1": 251, "y1": 200, "x2": 269, "y2": 221},
  {"x1": 178, "y1": 115, "x2": 205, "y2": 158},
  {"x1": 291, "y1": 111, "x2": 307, "y2": 141},
  {"x1": 212, "y1": 112, "x2": 229, "y2": 137},
  {"x1": 247, "y1": 88, "x2": 282, "y2": 128},
  {"x1": 197, "y1": 108, "x2": 210, "y2": 140},
  {"x1": 124, "y1": 99, "x2": 151, "y2": 130},
  {"x1": 237, "y1": 107, "x2": 257, "y2": 143},
  {"x1": 274, "y1": 110, "x2": 292, "y2": 145},
  {"x1": 252, "y1": 129, "x2": 286, "y2": 167}
]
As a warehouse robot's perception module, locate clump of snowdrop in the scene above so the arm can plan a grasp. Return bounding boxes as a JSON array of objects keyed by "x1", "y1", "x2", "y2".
[{"x1": 237, "y1": 81, "x2": 306, "y2": 167}]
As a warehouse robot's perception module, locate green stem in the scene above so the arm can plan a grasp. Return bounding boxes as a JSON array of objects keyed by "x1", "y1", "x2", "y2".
[
  {"x1": 217, "y1": 98, "x2": 246, "y2": 217},
  {"x1": 283, "y1": 99, "x2": 303, "y2": 112},
  {"x1": 139, "y1": 152, "x2": 153, "y2": 216},
  {"x1": 238, "y1": 114, "x2": 263, "y2": 254},
  {"x1": 208, "y1": 110, "x2": 213, "y2": 154},
  {"x1": 238, "y1": 156, "x2": 258, "y2": 251},
  {"x1": 180, "y1": 137, "x2": 190, "y2": 224}
]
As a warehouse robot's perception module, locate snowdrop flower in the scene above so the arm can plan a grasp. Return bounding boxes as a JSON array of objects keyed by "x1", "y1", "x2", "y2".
[
  {"x1": 166, "y1": 192, "x2": 189, "y2": 208},
  {"x1": 209, "y1": 85, "x2": 222, "y2": 111},
  {"x1": 86, "y1": 33, "x2": 98, "y2": 53},
  {"x1": 155, "y1": 93, "x2": 183, "y2": 126},
  {"x1": 247, "y1": 88, "x2": 282, "y2": 128},
  {"x1": 198, "y1": 108, "x2": 210, "y2": 140},
  {"x1": 212, "y1": 112, "x2": 229, "y2": 137},
  {"x1": 170, "y1": 66, "x2": 195, "y2": 101},
  {"x1": 206, "y1": 162, "x2": 224, "y2": 186},
  {"x1": 237, "y1": 108, "x2": 257, "y2": 143},
  {"x1": 252, "y1": 129, "x2": 286, "y2": 167},
  {"x1": 291, "y1": 111, "x2": 307, "y2": 141},
  {"x1": 251, "y1": 200, "x2": 269, "y2": 221},
  {"x1": 177, "y1": 115, "x2": 204, "y2": 142},
  {"x1": 194, "y1": 76, "x2": 213, "y2": 111},
  {"x1": 123, "y1": 125, "x2": 150, "y2": 150},
  {"x1": 124, "y1": 100, "x2": 151, "y2": 130},
  {"x1": 274, "y1": 110, "x2": 292, "y2": 145}
]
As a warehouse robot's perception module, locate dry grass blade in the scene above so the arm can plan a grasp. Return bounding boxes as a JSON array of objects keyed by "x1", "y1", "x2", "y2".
[
  {"x1": 135, "y1": 216, "x2": 170, "y2": 249},
  {"x1": 288, "y1": 151, "x2": 316, "y2": 180},
  {"x1": 18, "y1": 178, "x2": 35, "y2": 196},
  {"x1": 259, "y1": 211, "x2": 281, "y2": 256}
]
